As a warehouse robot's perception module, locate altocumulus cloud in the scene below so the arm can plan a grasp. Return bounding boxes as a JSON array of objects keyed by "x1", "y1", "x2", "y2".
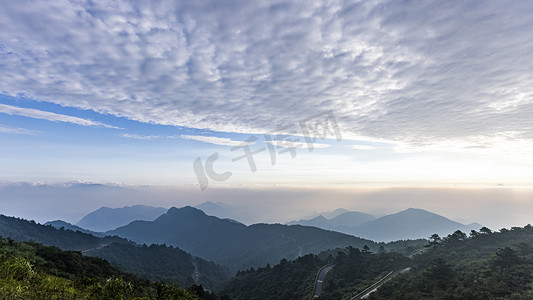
[{"x1": 1, "y1": 1, "x2": 533, "y2": 153}]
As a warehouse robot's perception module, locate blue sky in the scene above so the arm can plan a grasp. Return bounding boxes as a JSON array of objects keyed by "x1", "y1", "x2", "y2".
[{"x1": 1, "y1": 0, "x2": 533, "y2": 190}]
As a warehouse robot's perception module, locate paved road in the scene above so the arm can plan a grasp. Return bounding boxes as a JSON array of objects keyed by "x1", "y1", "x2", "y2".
[
  {"x1": 309, "y1": 265, "x2": 334, "y2": 299},
  {"x1": 350, "y1": 270, "x2": 394, "y2": 300}
]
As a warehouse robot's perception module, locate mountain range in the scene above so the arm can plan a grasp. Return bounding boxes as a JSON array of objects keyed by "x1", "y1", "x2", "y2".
[
  {"x1": 287, "y1": 211, "x2": 376, "y2": 231},
  {"x1": 106, "y1": 206, "x2": 404, "y2": 271},
  {"x1": 287, "y1": 208, "x2": 482, "y2": 242},
  {"x1": 76, "y1": 204, "x2": 167, "y2": 232},
  {"x1": 1, "y1": 204, "x2": 480, "y2": 289},
  {"x1": 74, "y1": 204, "x2": 482, "y2": 243}
]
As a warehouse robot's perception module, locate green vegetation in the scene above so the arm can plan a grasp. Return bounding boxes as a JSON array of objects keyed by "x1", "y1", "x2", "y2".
[
  {"x1": 320, "y1": 247, "x2": 411, "y2": 299},
  {"x1": 0, "y1": 236, "x2": 199, "y2": 299},
  {"x1": 0, "y1": 214, "x2": 118, "y2": 251},
  {"x1": 6, "y1": 210, "x2": 532, "y2": 299},
  {"x1": 219, "y1": 246, "x2": 411, "y2": 300},
  {"x1": 218, "y1": 225, "x2": 533, "y2": 300},
  {"x1": 368, "y1": 226, "x2": 533, "y2": 299},
  {"x1": 0, "y1": 214, "x2": 230, "y2": 289},
  {"x1": 219, "y1": 254, "x2": 325, "y2": 300},
  {"x1": 88, "y1": 242, "x2": 231, "y2": 289}
]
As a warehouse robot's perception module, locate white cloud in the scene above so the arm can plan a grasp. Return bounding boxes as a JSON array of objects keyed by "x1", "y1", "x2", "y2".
[
  {"x1": 120, "y1": 133, "x2": 163, "y2": 140},
  {"x1": 265, "y1": 140, "x2": 330, "y2": 149},
  {"x1": 351, "y1": 145, "x2": 375, "y2": 151},
  {"x1": 1, "y1": 0, "x2": 533, "y2": 155},
  {"x1": 180, "y1": 135, "x2": 248, "y2": 147},
  {"x1": 0, "y1": 124, "x2": 37, "y2": 135},
  {"x1": 0, "y1": 104, "x2": 120, "y2": 129},
  {"x1": 120, "y1": 133, "x2": 183, "y2": 140}
]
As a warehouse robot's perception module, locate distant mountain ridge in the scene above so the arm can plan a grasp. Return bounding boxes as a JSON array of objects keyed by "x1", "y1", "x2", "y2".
[
  {"x1": 350, "y1": 208, "x2": 482, "y2": 242},
  {"x1": 288, "y1": 208, "x2": 481, "y2": 242},
  {"x1": 107, "y1": 206, "x2": 395, "y2": 271},
  {"x1": 76, "y1": 205, "x2": 167, "y2": 232},
  {"x1": 287, "y1": 211, "x2": 376, "y2": 231},
  {"x1": 45, "y1": 220, "x2": 105, "y2": 237}
]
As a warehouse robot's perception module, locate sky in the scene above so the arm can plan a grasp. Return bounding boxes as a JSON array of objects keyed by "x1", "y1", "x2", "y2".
[{"x1": 1, "y1": 1, "x2": 533, "y2": 225}]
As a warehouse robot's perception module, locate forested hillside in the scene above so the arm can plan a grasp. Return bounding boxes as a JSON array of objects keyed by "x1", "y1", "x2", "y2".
[
  {"x1": 88, "y1": 242, "x2": 231, "y2": 289},
  {"x1": 368, "y1": 226, "x2": 533, "y2": 299},
  {"x1": 0, "y1": 236, "x2": 199, "y2": 299},
  {"x1": 0, "y1": 214, "x2": 119, "y2": 251},
  {"x1": 0, "y1": 214, "x2": 230, "y2": 289},
  {"x1": 218, "y1": 225, "x2": 533, "y2": 300},
  {"x1": 218, "y1": 246, "x2": 410, "y2": 300},
  {"x1": 219, "y1": 254, "x2": 324, "y2": 300}
]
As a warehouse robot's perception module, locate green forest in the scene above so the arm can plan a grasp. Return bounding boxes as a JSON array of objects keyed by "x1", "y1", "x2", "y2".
[
  {"x1": 0, "y1": 236, "x2": 202, "y2": 299},
  {"x1": 219, "y1": 225, "x2": 533, "y2": 300},
  {"x1": 367, "y1": 226, "x2": 533, "y2": 299},
  {"x1": 0, "y1": 214, "x2": 229, "y2": 290}
]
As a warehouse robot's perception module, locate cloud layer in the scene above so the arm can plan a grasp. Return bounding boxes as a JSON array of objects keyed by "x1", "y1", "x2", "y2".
[{"x1": 1, "y1": 0, "x2": 533, "y2": 151}]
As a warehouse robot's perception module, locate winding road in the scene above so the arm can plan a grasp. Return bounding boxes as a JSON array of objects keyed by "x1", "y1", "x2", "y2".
[{"x1": 308, "y1": 264, "x2": 335, "y2": 299}]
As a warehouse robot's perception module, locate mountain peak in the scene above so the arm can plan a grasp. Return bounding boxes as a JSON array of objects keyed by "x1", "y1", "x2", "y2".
[
  {"x1": 311, "y1": 215, "x2": 328, "y2": 221},
  {"x1": 76, "y1": 205, "x2": 167, "y2": 232},
  {"x1": 398, "y1": 208, "x2": 435, "y2": 215},
  {"x1": 167, "y1": 206, "x2": 205, "y2": 215}
]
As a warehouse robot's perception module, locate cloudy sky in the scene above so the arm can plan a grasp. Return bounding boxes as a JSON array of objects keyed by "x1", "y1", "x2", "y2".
[{"x1": 1, "y1": 0, "x2": 533, "y2": 193}]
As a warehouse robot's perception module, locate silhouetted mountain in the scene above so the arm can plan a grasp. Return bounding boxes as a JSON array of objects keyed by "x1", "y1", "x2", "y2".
[
  {"x1": 0, "y1": 213, "x2": 229, "y2": 289},
  {"x1": 350, "y1": 208, "x2": 482, "y2": 242},
  {"x1": 107, "y1": 206, "x2": 406, "y2": 271},
  {"x1": 76, "y1": 205, "x2": 167, "y2": 232},
  {"x1": 321, "y1": 208, "x2": 351, "y2": 219},
  {"x1": 330, "y1": 211, "x2": 377, "y2": 227},
  {"x1": 45, "y1": 220, "x2": 105, "y2": 237},
  {"x1": 287, "y1": 211, "x2": 376, "y2": 233},
  {"x1": 287, "y1": 208, "x2": 481, "y2": 242},
  {"x1": 287, "y1": 215, "x2": 330, "y2": 228}
]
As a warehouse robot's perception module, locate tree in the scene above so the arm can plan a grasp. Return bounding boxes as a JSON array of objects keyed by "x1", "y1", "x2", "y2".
[
  {"x1": 427, "y1": 258, "x2": 456, "y2": 291},
  {"x1": 427, "y1": 234, "x2": 441, "y2": 247},
  {"x1": 444, "y1": 230, "x2": 467, "y2": 244},
  {"x1": 101, "y1": 277, "x2": 133, "y2": 299},
  {"x1": 480, "y1": 227, "x2": 492, "y2": 234},
  {"x1": 492, "y1": 247, "x2": 520, "y2": 270}
]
